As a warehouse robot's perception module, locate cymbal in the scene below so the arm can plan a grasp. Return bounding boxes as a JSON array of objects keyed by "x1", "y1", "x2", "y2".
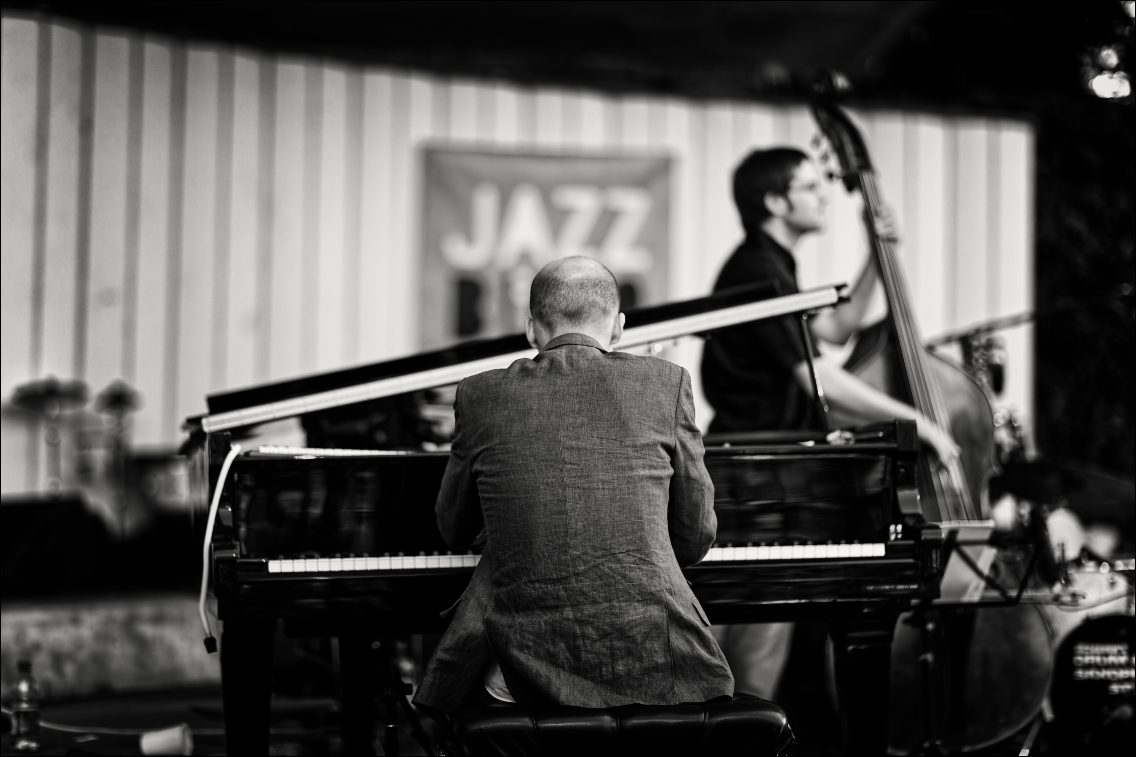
[
  {"x1": 993, "y1": 459, "x2": 1135, "y2": 524},
  {"x1": 11, "y1": 377, "x2": 89, "y2": 415}
]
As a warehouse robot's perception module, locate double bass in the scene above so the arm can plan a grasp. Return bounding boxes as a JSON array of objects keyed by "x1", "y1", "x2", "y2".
[{"x1": 810, "y1": 73, "x2": 1053, "y2": 753}]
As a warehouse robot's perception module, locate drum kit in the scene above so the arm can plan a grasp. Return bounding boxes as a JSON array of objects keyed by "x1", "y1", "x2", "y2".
[{"x1": 923, "y1": 294, "x2": 1135, "y2": 754}]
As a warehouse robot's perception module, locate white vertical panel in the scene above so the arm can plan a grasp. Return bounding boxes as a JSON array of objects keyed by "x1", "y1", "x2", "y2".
[
  {"x1": 0, "y1": 17, "x2": 40, "y2": 493},
  {"x1": 132, "y1": 38, "x2": 173, "y2": 445},
  {"x1": 910, "y1": 115, "x2": 949, "y2": 338},
  {"x1": 560, "y1": 91, "x2": 584, "y2": 145},
  {"x1": 0, "y1": 16, "x2": 40, "y2": 397},
  {"x1": 379, "y1": 74, "x2": 433, "y2": 356},
  {"x1": 701, "y1": 104, "x2": 737, "y2": 296},
  {"x1": 223, "y1": 52, "x2": 260, "y2": 389},
  {"x1": 667, "y1": 101, "x2": 700, "y2": 297},
  {"x1": 515, "y1": 88, "x2": 538, "y2": 147},
  {"x1": 618, "y1": 97, "x2": 649, "y2": 151},
  {"x1": 448, "y1": 81, "x2": 478, "y2": 142},
  {"x1": 578, "y1": 91, "x2": 608, "y2": 149},
  {"x1": 357, "y1": 71, "x2": 394, "y2": 362},
  {"x1": 175, "y1": 47, "x2": 219, "y2": 420},
  {"x1": 340, "y1": 70, "x2": 364, "y2": 365},
  {"x1": 954, "y1": 120, "x2": 991, "y2": 329},
  {"x1": 533, "y1": 91, "x2": 565, "y2": 149},
  {"x1": 402, "y1": 75, "x2": 436, "y2": 352},
  {"x1": 40, "y1": 23, "x2": 83, "y2": 383},
  {"x1": 84, "y1": 33, "x2": 132, "y2": 393},
  {"x1": 316, "y1": 64, "x2": 347, "y2": 371},
  {"x1": 489, "y1": 83, "x2": 520, "y2": 146},
  {"x1": 994, "y1": 122, "x2": 1034, "y2": 420},
  {"x1": 268, "y1": 61, "x2": 306, "y2": 379}
]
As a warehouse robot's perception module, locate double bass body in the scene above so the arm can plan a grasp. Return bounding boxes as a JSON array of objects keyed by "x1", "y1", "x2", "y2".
[{"x1": 843, "y1": 322, "x2": 1051, "y2": 753}]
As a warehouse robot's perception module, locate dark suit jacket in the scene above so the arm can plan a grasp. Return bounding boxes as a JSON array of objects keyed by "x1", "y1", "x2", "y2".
[{"x1": 412, "y1": 333, "x2": 733, "y2": 714}]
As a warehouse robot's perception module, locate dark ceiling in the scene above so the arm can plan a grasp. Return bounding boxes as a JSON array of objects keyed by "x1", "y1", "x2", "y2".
[{"x1": 5, "y1": 1, "x2": 1129, "y2": 110}]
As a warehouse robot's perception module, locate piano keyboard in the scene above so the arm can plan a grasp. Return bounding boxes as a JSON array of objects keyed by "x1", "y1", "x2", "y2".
[
  {"x1": 267, "y1": 554, "x2": 481, "y2": 573},
  {"x1": 263, "y1": 541, "x2": 891, "y2": 574},
  {"x1": 256, "y1": 446, "x2": 410, "y2": 457},
  {"x1": 702, "y1": 543, "x2": 887, "y2": 561}
]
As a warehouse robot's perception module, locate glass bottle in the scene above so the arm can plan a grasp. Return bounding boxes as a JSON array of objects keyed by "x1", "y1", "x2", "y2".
[{"x1": 10, "y1": 659, "x2": 41, "y2": 752}]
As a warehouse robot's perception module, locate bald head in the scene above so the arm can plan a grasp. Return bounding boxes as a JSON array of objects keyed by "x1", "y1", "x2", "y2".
[{"x1": 526, "y1": 256, "x2": 624, "y2": 349}]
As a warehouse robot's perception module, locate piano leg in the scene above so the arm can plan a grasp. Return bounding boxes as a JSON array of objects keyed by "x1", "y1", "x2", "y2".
[
  {"x1": 221, "y1": 618, "x2": 276, "y2": 755},
  {"x1": 830, "y1": 611, "x2": 899, "y2": 756},
  {"x1": 339, "y1": 634, "x2": 380, "y2": 756}
]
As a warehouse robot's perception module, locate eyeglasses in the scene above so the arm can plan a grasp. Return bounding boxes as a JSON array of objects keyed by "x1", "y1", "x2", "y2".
[{"x1": 786, "y1": 181, "x2": 821, "y2": 195}]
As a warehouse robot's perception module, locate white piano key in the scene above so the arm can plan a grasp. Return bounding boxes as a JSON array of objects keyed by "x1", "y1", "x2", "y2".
[
  {"x1": 744, "y1": 546, "x2": 759, "y2": 561},
  {"x1": 390, "y1": 556, "x2": 404, "y2": 569},
  {"x1": 305, "y1": 558, "x2": 319, "y2": 572},
  {"x1": 330, "y1": 558, "x2": 344, "y2": 572},
  {"x1": 803, "y1": 544, "x2": 816, "y2": 559},
  {"x1": 837, "y1": 544, "x2": 850, "y2": 559},
  {"x1": 823, "y1": 544, "x2": 838, "y2": 559},
  {"x1": 791, "y1": 545, "x2": 805, "y2": 560},
  {"x1": 769, "y1": 546, "x2": 783, "y2": 560},
  {"x1": 471, "y1": 554, "x2": 482, "y2": 566},
  {"x1": 378, "y1": 556, "x2": 392, "y2": 570},
  {"x1": 872, "y1": 543, "x2": 886, "y2": 557},
  {"x1": 756, "y1": 546, "x2": 771, "y2": 560},
  {"x1": 850, "y1": 544, "x2": 863, "y2": 558},
  {"x1": 317, "y1": 558, "x2": 330, "y2": 572},
  {"x1": 704, "y1": 548, "x2": 720, "y2": 561},
  {"x1": 722, "y1": 546, "x2": 737, "y2": 561},
  {"x1": 427, "y1": 555, "x2": 440, "y2": 569},
  {"x1": 268, "y1": 560, "x2": 281, "y2": 573},
  {"x1": 439, "y1": 554, "x2": 453, "y2": 568},
  {"x1": 414, "y1": 555, "x2": 428, "y2": 569},
  {"x1": 365, "y1": 557, "x2": 379, "y2": 571},
  {"x1": 280, "y1": 559, "x2": 294, "y2": 573}
]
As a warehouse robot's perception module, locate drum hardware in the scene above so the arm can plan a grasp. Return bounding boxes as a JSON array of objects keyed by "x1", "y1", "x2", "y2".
[{"x1": 11, "y1": 377, "x2": 89, "y2": 493}]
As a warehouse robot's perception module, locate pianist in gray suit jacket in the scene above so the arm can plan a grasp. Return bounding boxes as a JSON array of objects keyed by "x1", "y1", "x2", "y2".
[{"x1": 412, "y1": 256, "x2": 733, "y2": 716}]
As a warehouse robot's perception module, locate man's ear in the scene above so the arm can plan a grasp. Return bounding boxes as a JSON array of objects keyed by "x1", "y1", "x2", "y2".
[
  {"x1": 524, "y1": 316, "x2": 541, "y2": 350},
  {"x1": 609, "y1": 312, "x2": 625, "y2": 348},
  {"x1": 764, "y1": 191, "x2": 788, "y2": 218}
]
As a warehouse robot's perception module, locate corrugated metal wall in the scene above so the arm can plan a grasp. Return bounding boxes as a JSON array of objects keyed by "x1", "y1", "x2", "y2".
[{"x1": 1, "y1": 15, "x2": 1034, "y2": 495}]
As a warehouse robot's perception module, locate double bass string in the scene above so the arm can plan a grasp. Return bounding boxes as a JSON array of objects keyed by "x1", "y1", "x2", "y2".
[{"x1": 859, "y1": 172, "x2": 977, "y2": 520}]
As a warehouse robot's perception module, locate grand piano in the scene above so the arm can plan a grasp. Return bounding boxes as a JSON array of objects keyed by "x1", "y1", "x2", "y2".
[{"x1": 185, "y1": 281, "x2": 944, "y2": 755}]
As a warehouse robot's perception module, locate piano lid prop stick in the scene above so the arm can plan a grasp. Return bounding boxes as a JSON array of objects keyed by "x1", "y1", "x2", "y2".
[
  {"x1": 200, "y1": 285, "x2": 842, "y2": 433},
  {"x1": 199, "y1": 444, "x2": 241, "y2": 653}
]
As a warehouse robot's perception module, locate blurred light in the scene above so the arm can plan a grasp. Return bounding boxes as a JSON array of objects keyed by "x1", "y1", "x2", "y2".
[
  {"x1": 1098, "y1": 45, "x2": 1121, "y2": 69},
  {"x1": 1125, "y1": 1, "x2": 1135, "y2": 20},
  {"x1": 1089, "y1": 70, "x2": 1132, "y2": 98}
]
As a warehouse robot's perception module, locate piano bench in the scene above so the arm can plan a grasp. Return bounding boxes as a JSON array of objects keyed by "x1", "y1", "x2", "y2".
[{"x1": 442, "y1": 693, "x2": 794, "y2": 756}]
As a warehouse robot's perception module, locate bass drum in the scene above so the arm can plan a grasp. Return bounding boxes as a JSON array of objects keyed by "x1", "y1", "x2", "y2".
[{"x1": 1048, "y1": 613, "x2": 1135, "y2": 752}]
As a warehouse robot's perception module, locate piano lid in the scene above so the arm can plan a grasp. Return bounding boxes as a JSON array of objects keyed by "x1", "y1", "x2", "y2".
[{"x1": 196, "y1": 281, "x2": 843, "y2": 434}]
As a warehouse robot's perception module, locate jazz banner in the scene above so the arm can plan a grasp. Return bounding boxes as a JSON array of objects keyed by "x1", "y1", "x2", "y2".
[{"x1": 420, "y1": 148, "x2": 671, "y2": 348}]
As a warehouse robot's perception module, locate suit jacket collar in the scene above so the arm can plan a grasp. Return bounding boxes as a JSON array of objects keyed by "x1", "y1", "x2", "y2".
[{"x1": 541, "y1": 333, "x2": 608, "y2": 353}]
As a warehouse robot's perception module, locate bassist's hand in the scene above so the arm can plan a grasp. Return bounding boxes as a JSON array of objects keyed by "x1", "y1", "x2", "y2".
[
  {"x1": 916, "y1": 417, "x2": 960, "y2": 468},
  {"x1": 872, "y1": 205, "x2": 901, "y2": 245}
]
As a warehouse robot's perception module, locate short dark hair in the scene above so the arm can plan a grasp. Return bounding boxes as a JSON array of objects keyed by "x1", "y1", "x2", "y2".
[
  {"x1": 530, "y1": 256, "x2": 620, "y2": 333},
  {"x1": 733, "y1": 147, "x2": 810, "y2": 235}
]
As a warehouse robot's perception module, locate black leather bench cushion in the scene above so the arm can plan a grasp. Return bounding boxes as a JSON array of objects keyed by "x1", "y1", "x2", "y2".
[{"x1": 447, "y1": 693, "x2": 794, "y2": 756}]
